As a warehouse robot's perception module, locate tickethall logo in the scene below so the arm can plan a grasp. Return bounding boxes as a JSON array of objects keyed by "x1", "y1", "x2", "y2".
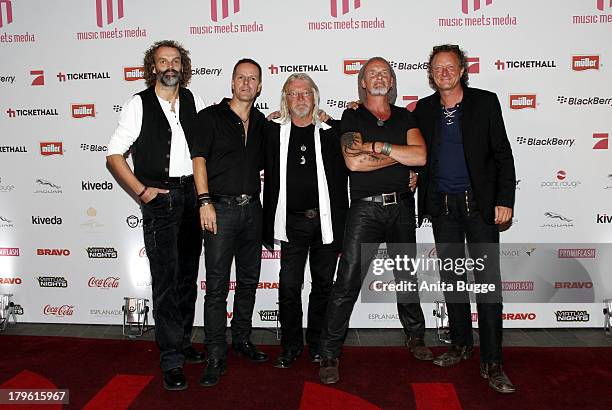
[
  {"x1": 6, "y1": 107, "x2": 59, "y2": 118},
  {"x1": 0, "y1": 215, "x2": 14, "y2": 228},
  {"x1": 495, "y1": 59, "x2": 556, "y2": 71},
  {"x1": 557, "y1": 95, "x2": 612, "y2": 108},
  {"x1": 0, "y1": 177, "x2": 15, "y2": 192},
  {"x1": 509, "y1": 94, "x2": 536, "y2": 109},
  {"x1": 258, "y1": 309, "x2": 279, "y2": 322},
  {"x1": 555, "y1": 310, "x2": 589, "y2": 322},
  {"x1": 126, "y1": 214, "x2": 142, "y2": 228},
  {"x1": 402, "y1": 96, "x2": 418, "y2": 112},
  {"x1": 593, "y1": 133, "x2": 609, "y2": 150},
  {"x1": 210, "y1": 0, "x2": 240, "y2": 22},
  {"x1": 467, "y1": 57, "x2": 479, "y2": 73},
  {"x1": 572, "y1": 55, "x2": 600, "y2": 71},
  {"x1": 96, "y1": 0, "x2": 124, "y2": 27},
  {"x1": 124, "y1": 66, "x2": 144, "y2": 81},
  {"x1": 35, "y1": 178, "x2": 62, "y2": 194},
  {"x1": 330, "y1": 0, "x2": 361, "y2": 17},
  {"x1": 0, "y1": 145, "x2": 27, "y2": 153},
  {"x1": 541, "y1": 212, "x2": 574, "y2": 228},
  {"x1": 388, "y1": 60, "x2": 429, "y2": 71},
  {"x1": 72, "y1": 104, "x2": 96, "y2": 118},
  {"x1": 57, "y1": 72, "x2": 110, "y2": 82},
  {"x1": 81, "y1": 180, "x2": 113, "y2": 191},
  {"x1": 30, "y1": 70, "x2": 44, "y2": 86},
  {"x1": 253, "y1": 102, "x2": 269, "y2": 110},
  {"x1": 40, "y1": 142, "x2": 63, "y2": 156},
  {"x1": 597, "y1": 213, "x2": 612, "y2": 224},
  {"x1": 515, "y1": 136, "x2": 574, "y2": 148},
  {"x1": 86, "y1": 247, "x2": 117, "y2": 258},
  {"x1": 343, "y1": 59, "x2": 367, "y2": 75},
  {"x1": 540, "y1": 170, "x2": 581, "y2": 190},
  {"x1": 38, "y1": 276, "x2": 68, "y2": 288},
  {"x1": 0, "y1": 276, "x2": 21, "y2": 285},
  {"x1": 80, "y1": 143, "x2": 107, "y2": 153},
  {"x1": 0, "y1": 0, "x2": 13, "y2": 28},
  {"x1": 268, "y1": 63, "x2": 328, "y2": 75}
]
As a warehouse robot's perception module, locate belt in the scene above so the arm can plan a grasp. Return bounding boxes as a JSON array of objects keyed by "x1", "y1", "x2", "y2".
[
  {"x1": 163, "y1": 175, "x2": 194, "y2": 188},
  {"x1": 211, "y1": 193, "x2": 255, "y2": 206},
  {"x1": 289, "y1": 208, "x2": 319, "y2": 219},
  {"x1": 359, "y1": 191, "x2": 411, "y2": 206}
]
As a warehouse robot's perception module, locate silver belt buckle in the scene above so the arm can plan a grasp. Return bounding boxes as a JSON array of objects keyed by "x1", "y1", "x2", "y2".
[
  {"x1": 382, "y1": 192, "x2": 397, "y2": 206},
  {"x1": 236, "y1": 194, "x2": 250, "y2": 206}
]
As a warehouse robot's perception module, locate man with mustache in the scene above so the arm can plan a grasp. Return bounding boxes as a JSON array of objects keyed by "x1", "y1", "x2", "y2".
[
  {"x1": 107, "y1": 40, "x2": 205, "y2": 391},
  {"x1": 318, "y1": 57, "x2": 430, "y2": 384}
]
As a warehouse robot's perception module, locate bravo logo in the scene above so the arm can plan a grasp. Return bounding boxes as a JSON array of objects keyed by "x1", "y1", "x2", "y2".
[
  {"x1": 509, "y1": 94, "x2": 536, "y2": 109},
  {"x1": 71, "y1": 104, "x2": 95, "y2": 118},
  {"x1": 554, "y1": 282, "x2": 593, "y2": 289},
  {"x1": 343, "y1": 59, "x2": 367, "y2": 75},
  {"x1": 37, "y1": 248, "x2": 70, "y2": 256},
  {"x1": 0, "y1": 277, "x2": 21, "y2": 285},
  {"x1": 572, "y1": 55, "x2": 600, "y2": 71},
  {"x1": 123, "y1": 66, "x2": 144, "y2": 81}
]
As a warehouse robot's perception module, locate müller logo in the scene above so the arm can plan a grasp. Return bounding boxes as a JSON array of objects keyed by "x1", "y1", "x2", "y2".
[
  {"x1": 572, "y1": 55, "x2": 600, "y2": 71},
  {"x1": 40, "y1": 142, "x2": 63, "y2": 156},
  {"x1": 343, "y1": 59, "x2": 367, "y2": 75},
  {"x1": 0, "y1": 0, "x2": 13, "y2": 28},
  {"x1": 509, "y1": 94, "x2": 536, "y2": 109},
  {"x1": 330, "y1": 0, "x2": 361, "y2": 17},
  {"x1": 96, "y1": 0, "x2": 124, "y2": 28},
  {"x1": 124, "y1": 66, "x2": 144, "y2": 81},
  {"x1": 211, "y1": 0, "x2": 240, "y2": 22},
  {"x1": 462, "y1": 0, "x2": 493, "y2": 14},
  {"x1": 72, "y1": 104, "x2": 95, "y2": 118}
]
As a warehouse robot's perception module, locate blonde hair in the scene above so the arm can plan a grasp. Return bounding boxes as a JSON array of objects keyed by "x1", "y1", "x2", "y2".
[{"x1": 279, "y1": 73, "x2": 321, "y2": 125}]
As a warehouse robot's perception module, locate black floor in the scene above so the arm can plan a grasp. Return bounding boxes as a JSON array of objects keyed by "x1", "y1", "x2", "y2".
[{"x1": 2, "y1": 323, "x2": 612, "y2": 347}]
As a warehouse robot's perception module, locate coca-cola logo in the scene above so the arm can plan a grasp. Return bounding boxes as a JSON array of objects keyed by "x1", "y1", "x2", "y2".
[
  {"x1": 139, "y1": 247, "x2": 146, "y2": 257},
  {"x1": 43, "y1": 304, "x2": 74, "y2": 316},
  {"x1": 87, "y1": 276, "x2": 120, "y2": 288}
]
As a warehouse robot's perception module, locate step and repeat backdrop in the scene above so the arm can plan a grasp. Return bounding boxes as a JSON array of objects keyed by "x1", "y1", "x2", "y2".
[{"x1": 1, "y1": 0, "x2": 611, "y2": 329}]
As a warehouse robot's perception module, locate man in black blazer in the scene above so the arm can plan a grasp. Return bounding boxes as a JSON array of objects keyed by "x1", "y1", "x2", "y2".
[
  {"x1": 414, "y1": 44, "x2": 516, "y2": 393},
  {"x1": 263, "y1": 73, "x2": 348, "y2": 368}
]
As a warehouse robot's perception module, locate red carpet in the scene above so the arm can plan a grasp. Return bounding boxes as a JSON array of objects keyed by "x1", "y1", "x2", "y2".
[{"x1": 1, "y1": 335, "x2": 611, "y2": 409}]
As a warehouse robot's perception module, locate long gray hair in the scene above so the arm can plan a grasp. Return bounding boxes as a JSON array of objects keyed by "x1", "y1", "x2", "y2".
[
  {"x1": 279, "y1": 73, "x2": 321, "y2": 125},
  {"x1": 357, "y1": 57, "x2": 397, "y2": 104}
]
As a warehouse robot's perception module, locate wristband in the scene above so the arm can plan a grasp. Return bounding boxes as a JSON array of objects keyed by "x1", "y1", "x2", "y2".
[
  {"x1": 137, "y1": 187, "x2": 147, "y2": 198},
  {"x1": 381, "y1": 142, "x2": 392, "y2": 156},
  {"x1": 371, "y1": 141, "x2": 377, "y2": 154}
]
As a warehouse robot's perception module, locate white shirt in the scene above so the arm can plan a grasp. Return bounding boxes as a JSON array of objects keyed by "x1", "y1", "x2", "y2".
[{"x1": 107, "y1": 93, "x2": 206, "y2": 177}]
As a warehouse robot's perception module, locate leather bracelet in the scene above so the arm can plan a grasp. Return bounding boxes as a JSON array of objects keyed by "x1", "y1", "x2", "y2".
[
  {"x1": 371, "y1": 141, "x2": 377, "y2": 154},
  {"x1": 137, "y1": 186, "x2": 147, "y2": 198},
  {"x1": 197, "y1": 192, "x2": 211, "y2": 200}
]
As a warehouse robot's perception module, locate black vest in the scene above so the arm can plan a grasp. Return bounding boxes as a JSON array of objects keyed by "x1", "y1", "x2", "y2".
[{"x1": 131, "y1": 86, "x2": 197, "y2": 188}]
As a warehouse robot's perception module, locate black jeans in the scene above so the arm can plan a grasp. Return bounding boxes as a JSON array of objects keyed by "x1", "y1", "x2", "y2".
[
  {"x1": 142, "y1": 183, "x2": 202, "y2": 371},
  {"x1": 319, "y1": 197, "x2": 425, "y2": 359},
  {"x1": 431, "y1": 190, "x2": 503, "y2": 364},
  {"x1": 279, "y1": 213, "x2": 338, "y2": 351},
  {"x1": 203, "y1": 199, "x2": 262, "y2": 360}
]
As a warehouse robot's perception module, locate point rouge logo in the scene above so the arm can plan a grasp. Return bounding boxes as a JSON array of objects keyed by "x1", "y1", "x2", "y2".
[
  {"x1": 0, "y1": 247, "x2": 19, "y2": 256},
  {"x1": 71, "y1": 104, "x2": 95, "y2": 118},
  {"x1": 123, "y1": 66, "x2": 144, "y2": 81},
  {"x1": 509, "y1": 94, "x2": 536, "y2": 109},
  {"x1": 462, "y1": 0, "x2": 493, "y2": 14},
  {"x1": 40, "y1": 142, "x2": 63, "y2": 156},
  {"x1": 88, "y1": 276, "x2": 120, "y2": 289},
  {"x1": 593, "y1": 133, "x2": 609, "y2": 150},
  {"x1": 466, "y1": 56, "x2": 480, "y2": 73},
  {"x1": 43, "y1": 304, "x2": 74, "y2": 316},
  {"x1": 30, "y1": 70, "x2": 44, "y2": 86},
  {"x1": 343, "y1": 59, "x2": 367, "y2": 75},
  {"x1": 37, "y1": 248, "x2": 70, "y2": 256},
  {"x1": 330, "y1": 0, "x2": 361, "y2": 17},
  {"x1": 597, "y1": 0, "x2": 612, "y2": 11},
  {"x1": 0, "y1": 0, "x2": 13, "y2": 28},
  {"x1": 211, "y1": 0, "x2": 240, "y2": 22},
  {"x1": 572, "y1": 55, "x2": 600, "y2": 71},
  {"x1": 402, "y1": 95, "x2": 418, "y2": 112},
  {"x1": 96, "y1": 0, "x2": 124, "y2": 28}
]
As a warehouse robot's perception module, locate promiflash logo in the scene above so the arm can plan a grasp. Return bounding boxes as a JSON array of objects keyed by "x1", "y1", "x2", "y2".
[
  {"x1": 96, "y1": 0, "x2": 124, "y2": 28},
  {"x1": 330, "y1": 0, "x2": 361, "y2": 17},
  {"x1": 211, "y1": 0, "x2": 240, "y2": 22}
]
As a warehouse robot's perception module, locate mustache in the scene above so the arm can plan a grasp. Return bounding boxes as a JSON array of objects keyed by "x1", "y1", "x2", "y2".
[{"x1": 159, "y1": 69, "x2": 180, "y2": 77}]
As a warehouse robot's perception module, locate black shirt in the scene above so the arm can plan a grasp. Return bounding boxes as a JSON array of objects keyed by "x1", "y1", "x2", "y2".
[
  {"x1": 341, "y1": 105, "x2": 417, "y2": 200},
  {"x1": 286, "y1": 123, "x2": 319, "y2": 211},
  {"x1": 436, "y1": 103, "x2": 470, "y2": 193},
  {"x1": 191, "y1": 98, "x2": 265, "y2": 196}
]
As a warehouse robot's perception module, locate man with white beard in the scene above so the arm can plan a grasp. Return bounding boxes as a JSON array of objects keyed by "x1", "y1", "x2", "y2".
[{"x1": 318, "y1": 57, "x2": 430, "y2": 385}]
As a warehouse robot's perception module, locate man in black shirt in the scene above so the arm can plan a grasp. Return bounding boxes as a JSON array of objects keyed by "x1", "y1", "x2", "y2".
[
  {"x1": 191, "y1": 58, "x2": 268, "y2": 387},
  {"x1": 318, "y1": 57, "x2": 429, "y2": 385},
  {"x1": 263, "y1": 73, "x2": 348, "y2": 369}
]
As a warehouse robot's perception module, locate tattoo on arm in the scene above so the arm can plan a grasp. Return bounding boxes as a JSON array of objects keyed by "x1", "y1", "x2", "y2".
[{"x1": 341, "y1": 132, "x2": 356, "y2": 150}]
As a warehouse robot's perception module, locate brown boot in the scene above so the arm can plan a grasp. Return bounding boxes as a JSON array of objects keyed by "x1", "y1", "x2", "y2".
[
  {"x1": 433, "y1": 345, "x2": 473, "y2": 367},
  {"x1": 406, "y1": 337, "x2": 433, "y2": 361},
  {"x1": 480, "y1": 363, "x2": 516, "y2": 394},
  {"x1": 319, "y1": 358, "x2": 340, "y2": 384}
]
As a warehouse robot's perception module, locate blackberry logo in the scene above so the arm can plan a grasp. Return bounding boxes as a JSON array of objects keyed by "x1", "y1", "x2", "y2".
[
  {"x1": 515, "y1": 136, "x2": 574, "y2": 147},
  {"x1": 557, "y1": 96, "x2": 568, "y2": 104},
  {"x1": 326, "y1": 99, "x2": 352, "y2": 109},
  {"x1": 557, "y1": 95, "x2": 612, "y2": 107},
  {"x1": 113, "y1": 105, "x2": 122, "y2": 112}
]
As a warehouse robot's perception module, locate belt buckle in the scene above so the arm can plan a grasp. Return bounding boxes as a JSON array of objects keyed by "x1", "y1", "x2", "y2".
[
  {"x1": 382, "y1": 192, "x2": 397, "y2": 206},
  {"x1": 304, "y1": 209, "x2": 318, "y2": 219},
  {"x1": 236, "y1": 194, "x2": 250, "y2": 206}
]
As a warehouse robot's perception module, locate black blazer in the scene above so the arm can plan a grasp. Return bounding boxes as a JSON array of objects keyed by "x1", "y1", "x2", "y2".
[
  {"x1": 262, "y1": 120, "x2": 349, "y2": 251},
  {"x1": 413, "y1": 87, "x2": 516, "y2": 225}
]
